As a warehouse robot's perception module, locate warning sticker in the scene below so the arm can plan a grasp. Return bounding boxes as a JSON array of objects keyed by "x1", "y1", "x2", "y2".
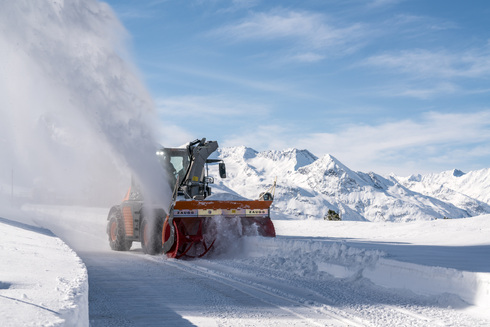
[
  {"x1": 245, "y1": 209, "x2": 269, "y2": 216},
  {"x1": 174, "y1": 209, "x2": 198, "y2": 217}
]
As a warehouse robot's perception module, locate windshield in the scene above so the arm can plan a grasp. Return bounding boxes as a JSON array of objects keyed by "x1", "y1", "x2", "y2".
[{"x1": 157, "y1": 148, "x2": 189, "y2": 186}]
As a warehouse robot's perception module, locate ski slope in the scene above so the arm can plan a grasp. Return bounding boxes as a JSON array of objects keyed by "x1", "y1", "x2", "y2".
[{"x1": 1, "y1": 205, "x2": 489, "y2": 326}]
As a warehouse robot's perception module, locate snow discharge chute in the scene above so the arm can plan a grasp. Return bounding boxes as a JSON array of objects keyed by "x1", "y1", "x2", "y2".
[{"x1": 107, "y1": 138, "x2": 276, "y2": 258}]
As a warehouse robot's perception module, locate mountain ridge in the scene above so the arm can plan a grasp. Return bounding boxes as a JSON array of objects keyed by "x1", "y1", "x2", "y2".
[{"x1": 213, "y1": 146, "x2": 490, "y2": 221}]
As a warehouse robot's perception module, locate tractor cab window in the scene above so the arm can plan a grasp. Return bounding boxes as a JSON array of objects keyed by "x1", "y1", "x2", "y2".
[
  {"x1": 157, "y1": 148, "x2": 189, "y2": 186},
  {"x1": 169, "y1": 155, "x2": 186, "y2": 180}
]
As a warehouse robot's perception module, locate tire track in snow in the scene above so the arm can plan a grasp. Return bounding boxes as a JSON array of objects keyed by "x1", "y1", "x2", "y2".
[
  {"x1": 150, "y1": 255, "x2": 474, "y2": 327},
  {"x1": 149, "y1": 257, "x2": 370, "y2": 327},
  {"x1": 224, "y1": 237, "x2": 476, "y2": 327}
]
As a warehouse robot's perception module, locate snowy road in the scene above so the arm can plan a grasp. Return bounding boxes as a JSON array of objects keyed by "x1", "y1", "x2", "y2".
[
  {"x1": 18, "y1": 205, "x2": 490, "y2": 326},
  {"x1": 83, "y1": 250, "x2": 358, "y2": 326},
  {"x1": 80, "y1": 248, "x2": 479, "y2": 327}
]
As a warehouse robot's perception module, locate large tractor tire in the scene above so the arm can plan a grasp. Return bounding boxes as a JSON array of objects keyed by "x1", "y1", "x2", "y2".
[
  {"x1": 141, "y1": 217, "x2": 164, "y2": 255},
  {"x1": 108, "y1": 208, "x2": 132, "y2": 251}
]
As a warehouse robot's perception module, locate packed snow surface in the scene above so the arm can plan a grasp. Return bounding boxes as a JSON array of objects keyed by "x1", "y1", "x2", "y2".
[{"x1": 1, "y1": 205, "x2": 489, "y2": 326}]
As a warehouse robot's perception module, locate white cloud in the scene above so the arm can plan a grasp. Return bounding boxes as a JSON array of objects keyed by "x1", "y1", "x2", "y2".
[
  {"x1": 156, "y1": 94, "x2": 270, "y2": 118},
  {"x1": 372, "y1": 82, "x2": 460, "y2": 99},
  {"x1": 288, "y1": 52, "x2": 326, "y2": 63},
  {"x1": 363, "y1": 48, "x2": 490, "y2": 79},
  {"x1": 294, "y1": 111, "x2": 490, "y2": 174},
  {"x1": 367, "y1": 0, "x2": 404, "y2": 8},
  {"x1": 382, "y1": 14, "x2": 458, "y2": 33},
  {"x1": 217, "y1": 0, "x2": 260, "y2": 13},
  {"x1": 210, "y1": 9, "x2": 367, "y2": 61},
  {"x1": 148, "y1": 0, "x2": 171, "y2": 6},
  {"x1": 359, "y1": 47, "x2": 490, "y2": 98},
  {"x1": 221, "y1": 124, "x2": 292, "y2": 151},
  {"x1": 396, "y1": 82, "x2": 458, "y2": 99},
  {"x1": 154, "y1": 63, "x2": 294, "y2": 94},
  {"x1": 222, "y1": 111, "x2": 490, "y2": 175}
]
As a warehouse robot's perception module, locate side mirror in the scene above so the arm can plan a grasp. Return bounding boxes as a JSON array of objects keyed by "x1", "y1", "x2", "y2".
[{"x1": 219, "y1": 162, "x2": 226, "y2": 178}]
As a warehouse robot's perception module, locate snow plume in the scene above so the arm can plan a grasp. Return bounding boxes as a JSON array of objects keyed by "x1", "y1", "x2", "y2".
[
  {"x1": 203, "y1": 216, "x2": 267, "y2": 257},
  {"x1": 0, "y1": 0, "x2": 171, "y2": 207}
]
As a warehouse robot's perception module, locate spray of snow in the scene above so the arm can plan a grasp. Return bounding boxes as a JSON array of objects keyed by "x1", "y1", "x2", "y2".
[
  {"x1": 201, "y1": 216, "x2": 266, "y2": 257},
  {"x1": 0, "y1": 0, "x2": 171, "y2": 208}
]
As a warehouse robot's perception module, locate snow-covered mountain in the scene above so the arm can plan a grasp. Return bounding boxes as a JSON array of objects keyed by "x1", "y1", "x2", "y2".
[
  {"x1": 213, "y1": 146, "x2": 490, "y2": 222},
  {"x1": 396, "y1": 169, "x2": 490, "y2": 217}
]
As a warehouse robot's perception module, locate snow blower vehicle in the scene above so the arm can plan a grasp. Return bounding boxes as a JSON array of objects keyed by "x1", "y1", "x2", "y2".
[{"x1": 107, "y1": 138, "x2": 276, "y2": 258}]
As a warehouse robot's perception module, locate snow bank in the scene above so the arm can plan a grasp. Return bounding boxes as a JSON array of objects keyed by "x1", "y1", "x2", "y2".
[
  {"x1": 364, "y1": 258, "x2": 490, "y2": 311},
  {"x1": 242, "y1": 237, "x2": 384, "y2": 279},
  {"x1": 239, "y1": 235, "x2": 490, "y2": 318},
  {"x1": 0, "y1": 216, "x2": 88, "y2": 326},
  {"x1": 265, "y1": 217, "x2": 490, "y2": 317}
]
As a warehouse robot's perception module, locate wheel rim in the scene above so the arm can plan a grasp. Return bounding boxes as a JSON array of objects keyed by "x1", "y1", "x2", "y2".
[
  {"x1": 110, "y1": 221, "x2": 117, "y2": 241},
  {"x1": 164, "y1": 220, "x2": 181, "y2": 258}
]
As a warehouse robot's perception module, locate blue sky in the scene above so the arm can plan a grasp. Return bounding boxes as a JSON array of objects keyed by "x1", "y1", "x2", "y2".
[{"x1": 104, "y1": 0, "x2": 490, "y2": 175}]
